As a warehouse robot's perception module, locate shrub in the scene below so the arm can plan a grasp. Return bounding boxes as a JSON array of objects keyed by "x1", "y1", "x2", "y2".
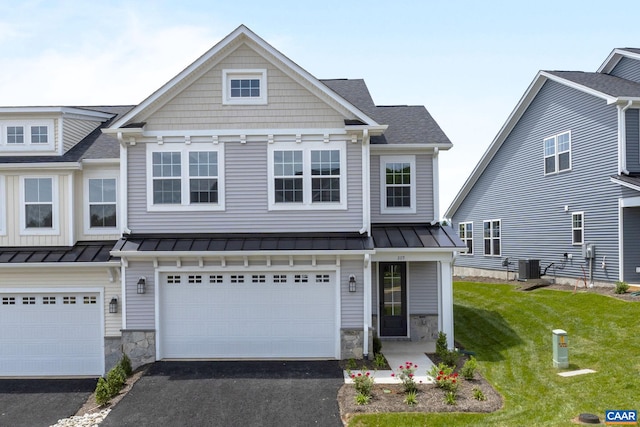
[
  {"x1": 355, "y1": 392, "x2": 371, "y2": 405},
  {"x1": 615, "y1": 281, "x2": 629, "y2": 294},
  {"x1": 436, "y1": 331, "x2": 448, "y2": 358},
  {"x1": 393, "y1": 362, "x2": 418, "y2": 393},
  {"x1": 473, "y1": 387, "x2": 487, "y2": 401},
  {"x1": 107, "y1": 364, "x2": 126, "y2": 392},
  {"x1": 373, "y1": 335, "x2": 382, "y2": 355},
  {"x1": 461, "y1": 356, "x2": 478, "y2": 380},
  {"x1": 429, "y1": 363, "x2": 459, "y2": 393},
  {"x1": 349, "y1": 370, "x2": 374, "y2": 397},
  {"x1": 95, "y1": 377, "x2": 112, "y2": 406},
  {"x1": 120, "y1": 353, "x2": 133, "y2": 377},
  {"x1": 346, "y1": 358, "x2": 358, "y2": 370},
  {"x1": 374, "y1": 353, "x2": 386, "y2": 369},
  {"x1": 404, "y1": 390, "x2": 417, "y2": 406}
]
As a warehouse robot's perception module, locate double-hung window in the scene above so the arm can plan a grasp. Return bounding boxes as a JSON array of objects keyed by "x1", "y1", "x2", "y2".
[
  {"x1": 147, "y1": 144, "x2": 224, "y2": 211},
  {"x1": 544, "y1": 131, "x2": 571, "y2": 175},
  {"x1": 268, "y1": 141, "x2": 346, "y2": 210},
  {"x1": 85, "y1": 176, "x2": 117, "y2": 233},
  {"x1": 21, "y1": 176, "x2": 58, "y2": 234},
  {"x1": 458, "y1": 222, "x2": 473, "y2": 254},
  {"x1": 483, "y1": 219, "x2": 501, "y2": 256},
  {"x1": 572, "y1": 212, "x2": 584, "y2": 245},
  {"x1": 380, "y1": 155, "x2": 416, "y2": 214}
]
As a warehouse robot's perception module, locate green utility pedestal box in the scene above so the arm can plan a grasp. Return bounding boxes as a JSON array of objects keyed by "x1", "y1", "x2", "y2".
[{"x1": 552, "y1": 329, "x2": 569, "y2": 368}]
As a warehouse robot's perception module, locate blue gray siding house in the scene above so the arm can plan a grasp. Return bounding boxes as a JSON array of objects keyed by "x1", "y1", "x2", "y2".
[{"x1": 445, "y1": 48, "x2": 640, "y2": 287}]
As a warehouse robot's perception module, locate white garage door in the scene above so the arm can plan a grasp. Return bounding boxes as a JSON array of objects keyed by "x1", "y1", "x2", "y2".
[
  {"x1": 0, "y1": 292, "x2": 103, "y2": 377},
  {"x1": 159, "y1": 272, "x2": 337, "y2": 359}
]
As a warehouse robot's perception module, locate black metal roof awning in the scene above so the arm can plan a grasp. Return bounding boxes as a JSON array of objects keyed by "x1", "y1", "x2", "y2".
[
  {"x1": 372, "y1": 224, "x2": 466, "y2": 249},
  {"x1": 0, "y1": 241, "x2": 118, "y2": 264}
]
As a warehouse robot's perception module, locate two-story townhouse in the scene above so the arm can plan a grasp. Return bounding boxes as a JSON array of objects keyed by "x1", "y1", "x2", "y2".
[
  {"x1": 106, "y1": 25, "x2": 464, "y2": 368},
  {"x1": 0, "y1": 106, "x2": 132, "y2": 376},
  {"x1": 446, "y1": 48, "x2": 640, "y2": 287}
]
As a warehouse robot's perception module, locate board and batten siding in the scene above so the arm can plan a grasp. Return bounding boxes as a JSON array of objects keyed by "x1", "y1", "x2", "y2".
[
  {"x1": 623, "y1": 206, "x2": 640, "y2": 282},
  {"x1": 63, "y1": 119, "x2": 100, "y2": 153},
  {"x1": 143, "y1": 43, "x2": 346, "y2": 131},
  {"x1": 408, "y1": 262, "x2": 438, "y2": 315},
  {"x1": 625, "y1": 109, "x2": 640, "y2": 174},
  {"x1": 369, "y1": 153, "x2": 435, "y2": 223},
  {"x1": 340, "y1": 258, "x2": 365, "y2": 329},
  {"x1": 126, "y1": 139, "x2": 363, "y2": 233},
  {"x1": 610, "y1": 57, "x2": 640, "y2": 83},
  {"x1": 0, "y1": 267, "x2": 121, "y2": 336},
  {"x1": 453, "y1": 80, "x2": 623, "y2": 283},
  {"x1": 0, "y1": 173, "x2": 70, "y2": 247}
]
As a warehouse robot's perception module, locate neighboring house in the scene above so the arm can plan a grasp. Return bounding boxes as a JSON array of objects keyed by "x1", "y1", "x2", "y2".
[
  {"x1": 446, "y1": 48, "x2": 640, "y2": 287},
  {"x1": 0, "y1": 25, "x2": 463, "y2": 376},
  {"x1": 0, "y1": 105, "x2": 133, "y2": 376}
]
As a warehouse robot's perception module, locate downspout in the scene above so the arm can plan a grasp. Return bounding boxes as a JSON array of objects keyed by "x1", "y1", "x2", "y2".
[
  {"x1": 618, "y1": 100, "x2": 633, "y2": 175},
  {"x1": 118, "y1": 134, "x2": 130, "y2": 234},
  {"x1": 359, "y1": 129, "x2": 371, "y2": 235},
  {"x1": 431, "y1": 147, "x2": 440, "y2": 224}
]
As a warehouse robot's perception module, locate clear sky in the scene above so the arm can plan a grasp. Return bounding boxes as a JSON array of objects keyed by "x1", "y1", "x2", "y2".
[{"x1": 2, "y1": 0, "x2": 640, "y2": 217}]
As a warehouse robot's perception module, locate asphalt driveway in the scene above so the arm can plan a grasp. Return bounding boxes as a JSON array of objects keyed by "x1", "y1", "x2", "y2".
[
  {"x1": 0, "y1": 378, "x2": 97, "y2": 427},
  {"x1": 101, "y1": 360, "x2": 344, "y2": 427}
]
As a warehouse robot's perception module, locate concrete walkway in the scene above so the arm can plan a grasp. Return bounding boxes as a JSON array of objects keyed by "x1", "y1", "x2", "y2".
[{"x1": 344, "y1": 341, "x2": 436, "y2": 384}]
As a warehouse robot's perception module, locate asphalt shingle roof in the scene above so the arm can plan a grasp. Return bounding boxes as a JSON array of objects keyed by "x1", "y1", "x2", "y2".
[{"x1": 546, "y1": 71, "x2": 640, "y2": 98}]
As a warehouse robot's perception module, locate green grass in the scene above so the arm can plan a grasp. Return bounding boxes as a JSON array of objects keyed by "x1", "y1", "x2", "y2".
[{"x1": 349, "y1": 282, "x2": 640, "y2": 426}]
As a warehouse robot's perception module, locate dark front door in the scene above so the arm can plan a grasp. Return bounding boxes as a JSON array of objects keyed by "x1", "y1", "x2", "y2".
[{"x1": 379, "y1": 262, "x2": 407, "y2": 336}]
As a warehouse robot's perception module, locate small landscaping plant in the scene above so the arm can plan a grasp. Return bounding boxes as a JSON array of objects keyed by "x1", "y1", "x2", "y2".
[
  {"x1": 435, "y1": 331, "x2": 459, "y2": 367},
  {"x1": 444, "y1": 390, "x2": 457, "y2": 405},
  {"x1": 355, "y1": 391, "x2": 371, "y2": 405},
  {"x1": 392, "y1": 362, "x2": 418, "y2": 393},
  {"x1": 615, "y1": 281, "x2": 630, "y2": 294},
  {"x1": 373, "y1": 353, "x2": 386, "y2": 369},
  {"x1": 346, "y1": 358, "x2": 358, "y2": 370},
  {"x1": 94, "y1": 354, "x2": 133, "y2": 406},
  {"x1": 404, "y1": 390, "x2": 417, "y2": 406},
  {"x1": 460, "y1": 355, "x2": 478, "y2": 380},
  {"x1": 429, "y1": 362, "x2": 460, "y2": 393},
  {"x1": 349, "y1": 370, "x2": 374, "y2": 400},
  {"x1": 473, "y1": 387, "x2": 487, "y2": 401}
]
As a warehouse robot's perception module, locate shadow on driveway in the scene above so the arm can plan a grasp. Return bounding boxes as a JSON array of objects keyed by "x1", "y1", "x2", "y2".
[
  {"x1": 101, "y1": 361, "x2": 344, "y2": 427},
  {"x1": 0, "y1": 378, "x2": 97, "y2": 427}
]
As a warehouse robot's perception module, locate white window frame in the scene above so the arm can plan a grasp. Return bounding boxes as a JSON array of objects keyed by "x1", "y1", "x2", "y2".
[
  {"x1": 0, "y1": 175, "x2": 5, "y2": 235},
  {"x1": 146, "y1": 143, "x2": 225, "y2": 212},
  {"x1": 19, "y1": 176, "x2": 59, "y2": 235},
  {"x1": 458, "y1": 221, "x2": 473, "y2": 255},
  {"x1": 83, "y1": 172, "x2": 118, "y2": 235},
  {"x1": 0, "y1": 120, "x2": 54, "y2": 151},
  {"x1": 222, "y1": 69, "x2": 268, "y2": 105},
  {"x1": 267, "y1": 140, "x2": 347, "y2": 211},
  {"x1": 483, "y1": 219, "x2": 501, "y2": 257},
  {"x1": 380, "y1": 155, "x2": 417, "y2": 214},
  {"x1": 572, "y1": 211, "x2": 584, "y2": 245},
  {"x1": 544, "y1": 131, "x2": 571, "y2": 175}
]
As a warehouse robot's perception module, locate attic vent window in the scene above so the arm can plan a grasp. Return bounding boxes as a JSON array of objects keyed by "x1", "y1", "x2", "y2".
[{"x1": 222, "y1": 69, "x2": 267, "y2": 105}]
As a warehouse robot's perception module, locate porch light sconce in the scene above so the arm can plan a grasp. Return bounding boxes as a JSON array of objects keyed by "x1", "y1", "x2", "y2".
[
  {"x1": 348, "y1": 274, "x2": 356, "y2": 292},
  {"x1": 137, "y1": 276, "x2": 147, "y2": 294},
  {"x1": 109, "y1": 296, "x2": 119, "y2": 314}
]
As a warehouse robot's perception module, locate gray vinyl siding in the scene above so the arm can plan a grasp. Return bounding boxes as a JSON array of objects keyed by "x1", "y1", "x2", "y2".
[
  {"x1": 623, "y1": 207, "x2": 640, "y2": 282},
  {"x1": 124, "y1": 261, "x2": 155, "y2": 329},
  {"x1": 127, "y1": 139, "x2": 363, "y2": 233},
  {"x1": 625, "y1": 109, "x2": 640, "y2": 173},
  {"x1": 453, "y1": 80, "x2": 624, "y2": 283},
  {"x1": 609, "y1": 57, "x2": 640, "y2": 83},
  {"x1": 408, "y1": 262, "x2": 438, "y2": 314},
  {"x1": 370, "y1": 153, "x2": 434, "y2": 223},
  {"x1": 63, "y1": 119, "x2": 99, "y2": 153},
  {"x1": 340, "y1": 258, "x2": 365, "y2": 328}
]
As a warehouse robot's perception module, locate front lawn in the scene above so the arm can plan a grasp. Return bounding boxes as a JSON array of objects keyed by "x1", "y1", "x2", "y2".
[{"x1": 349, "y1": 282, "x2": 640, "y2": 426}]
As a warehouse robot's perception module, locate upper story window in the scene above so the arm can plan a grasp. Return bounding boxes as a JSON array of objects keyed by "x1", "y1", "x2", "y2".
[
  {"x1": 380, "y1": 155, "x2": 416, "y2": 214},
  {"x1": 222, "y1": 69, "x2": 267, "y2": 105},
  {"x1": 544, "y1": 131, "x2": 571, "y2": 175},
  {"x1": 268, "y1": 141, "x2": 346, "y2": 210},
  {"x1": 147, "y1": 143, "x2": 225, "y2": 212},
  {"x1": 458, "y1": 222, "x2": 473, "y2": 255},
  {"x1": 483, "y1": 219, "x2": 501, "y2": 256},
  {"x1": 84, "y1": 175, "x2": 118, "y2": 233},
  {"x1": 572, "y1": 212, "x2": 584, "y2": 245},
  {"x1": 20, "y1": 176, "x2": 58, "y2": 235},
  {"x1": 1, "y1": 120, "x2": 53, "y2": 150}
]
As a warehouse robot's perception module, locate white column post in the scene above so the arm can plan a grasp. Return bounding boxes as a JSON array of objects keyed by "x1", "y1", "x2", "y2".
[
  {"x1": 440, "y1": 260, "x2": 454, "y2": 349},
  {"x1": 363, "y1": 254, "x2": 372, "y2": 359}
]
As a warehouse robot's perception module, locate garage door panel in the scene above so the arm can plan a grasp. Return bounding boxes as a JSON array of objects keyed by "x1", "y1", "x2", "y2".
[
  {"x1": 160, "y1": 272, "x2": 337, "y2": 359},
  {"x1": 0, "y1": 292, "x2": 103, "y2": 376}
]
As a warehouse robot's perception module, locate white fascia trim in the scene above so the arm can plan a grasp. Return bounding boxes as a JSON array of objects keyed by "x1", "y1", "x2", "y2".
[
  {"x1": 610, "y1": 176, "x2": 640, "y2": 192},
  {"x1": 111, "y1": 250, "x2": 376, "y2": 259},
  {"x1": 108, "y1": 25, "x2": 380, "y2": 129},
  {"x1": 0, "y1": 286, "x2": 104, "y2": 293},
  {"x1": 0, "y1": 107, "x2": 113, "y2": 120},
  {"x1": 540, "y1": 71, "x2": 617, "y2": 103},
  {"x1": 82, "y1": 158, "x2": 119, "y2": 165},
  {"x1": 370, "y1": 143, "x2": 452, "y2": 152},
  {"x1": 0, "y1": 162, "x2": 82, "y2": 170},
  {"x1": 0, "y1": 262, "x2": 120, "y2": 269},
  {"x1": 140, "y1": 128, "x2": 348, "y2": 139},
  {"x1": 597, "y1": 48, "x2": 640, "y2": 74},
  {"x1": 345, "y1": 125, "x2": 388, "y2": 135}
]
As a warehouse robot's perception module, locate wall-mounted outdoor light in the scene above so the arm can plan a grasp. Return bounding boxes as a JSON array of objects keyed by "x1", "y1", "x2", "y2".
[
  {"x1": 137, "y1": 276, "x2": 147, "y2": 294},
  {"x1": 348, "y1": 274, "x2": 356, "y2": 292},
  {"x1": 109, "y1": 296, "x2": 119, "y2": 313}
]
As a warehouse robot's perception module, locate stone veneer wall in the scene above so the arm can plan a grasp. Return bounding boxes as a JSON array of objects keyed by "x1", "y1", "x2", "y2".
[
  {"x1": 104, "y1": 337, "x2": 123, "y2": 373},
  {"x1": 409, "y1": 314, "x2": 439, "y2": 342},
  {"x1": 121, "y1": 330, "x2": 156, "y2": 370},
  {"x1": 340, "y1": 328, "x2": 373, "y2": 360}
]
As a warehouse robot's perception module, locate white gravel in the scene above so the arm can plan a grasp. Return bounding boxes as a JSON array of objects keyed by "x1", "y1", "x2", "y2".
[{"x1": 50, "y1": 409, "x2": 111, "y2": 427}]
